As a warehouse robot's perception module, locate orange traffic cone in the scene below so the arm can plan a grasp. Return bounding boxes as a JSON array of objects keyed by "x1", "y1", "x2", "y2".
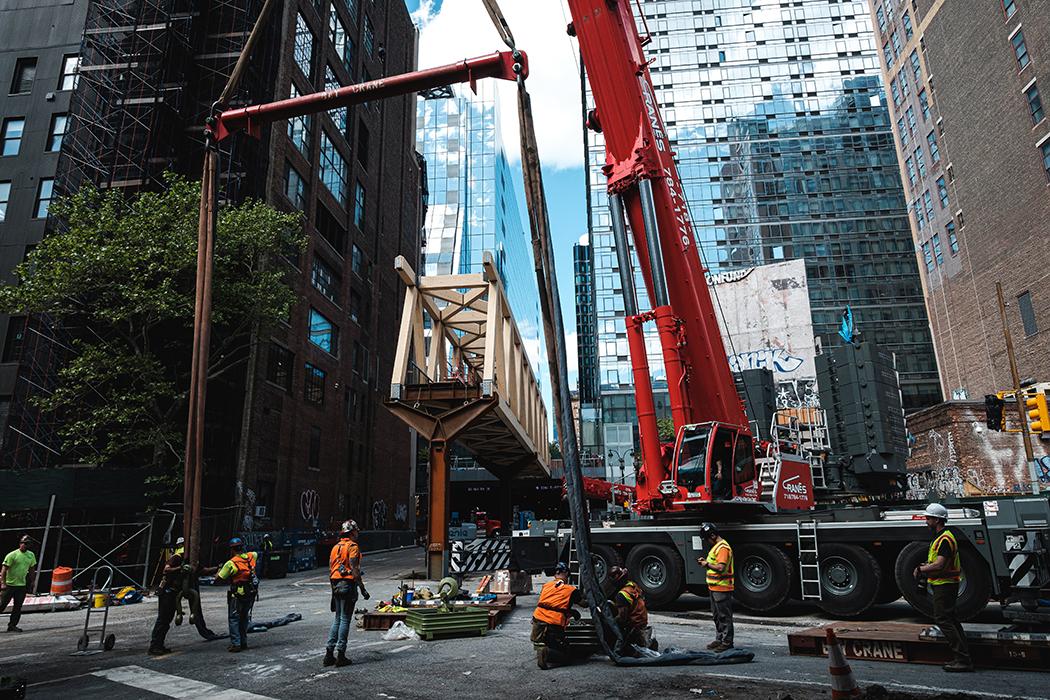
[{"x1": 826, "y1": 628, "x2": 861, "y2": 699}]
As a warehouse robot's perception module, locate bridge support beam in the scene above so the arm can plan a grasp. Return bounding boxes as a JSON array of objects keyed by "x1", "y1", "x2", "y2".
[{"x1": 427, "y1": 440, "x2": 449, "y2": 579}]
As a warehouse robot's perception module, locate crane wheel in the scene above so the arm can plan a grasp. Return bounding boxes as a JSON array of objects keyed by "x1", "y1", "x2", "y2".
[
  {"x1": 733, "y1": 544, "x2": 793, "y2": 613},
  {"x1": 591, "y1": 545, "x2": 622, "y2": 589},
  {"x1": 814, "y1": 543, "x2": 881, "y2": 617},
  {"x1": 893, "y1": 541, "x2": 991, "y2": 620},
  {"x1": 625, "y1": 544, "x2": 683, "y2": 609}
]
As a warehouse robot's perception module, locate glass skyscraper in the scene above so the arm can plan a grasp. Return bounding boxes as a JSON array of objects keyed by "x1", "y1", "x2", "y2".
[
  {"x1": 416, "y1": 83, "x2": 546, "y2": 395},
  {"x1": 584, "y1": 0, "x2": 941, "y2": 417}
]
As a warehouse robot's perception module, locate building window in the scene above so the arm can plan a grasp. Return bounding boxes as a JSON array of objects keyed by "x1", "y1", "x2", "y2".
[
  {"x1": 364, "y1": 16, "x2": 374, "y2": 57},
  {"x1": 922, "y1": 189, "x2": 934, "y2": 218},
  {"x1": 897, "y1": 117, "x2": 910, "y2": 146},
  {"x1": 910, "y1": 49, "x2": 921, "y2": 81},
  {"x1": 288, "y1": 84, "x2": 312, "y2": 156},
  {"x1": 346, "y1": 0, "x2": 359, "y2": 22},
  {"x1": 0, "y1": 181, "x2": 9, "y2": 222},
  {"x1": 1018, "y1": 291, "x2": 1038, "y2": 336},
  {"x1": 325, "y1": 66, "x2": 348, "y2": 135},
  {"x1": 927, "y1": 130, "x2": 940, "y2": 163},
  {"x1": 311, "y1": 255, "x2": 340, "y2": 303},
  {"x1": 352, "y1": 340, "x2": 369, "y2": 381},
  {"x1": 946, "y1": 220, "x2": 959, "y2": 254},
  {"x1": 34, "y1": 178, "x2": 54, "y2": 218},
  {"x1": 319, "y1": 132, "x2": 348, "y2": 205},
  {"x1": 1003, "y1": 0, "x2": 1017, "y2": 18},
  {"x1": 921, "y1": 241, "x2": 933, "y2": 271},
  {"x1": 905, "y1": 156, "x2": 917, "y2": 187},
  {"x1": 304, "y1": 363, "x2": 326, "y2": 404},
  {"x1": 2, "y1": 118, "x2": 24, "y2": 157},
  {"x1": 1042, "y1": 141, "x2": 1050, "y2": 180},
  {"x1": 308, "y1": 426, "x2": 321, "y2": 470},
  {"x1": 353, "y1": 180, "x2": 365, "y2": 229},
  {"x1": 59, "y1": 55, "x2": 79, "y2": 91},
  {"x1": 915, "y1": 146, "x2": 927, "y2": 177},
  {"x1": 308, "y1": 307, "x2": 338, "y2": 355},
  {"x1": 1012, "y1": 30, "x2": 1030, "y2": 70},
  {"x1": 267, "y1": 343, "x2": 293, "y2": 391},
  {"x1": 883, "y1": 42, "x2": 894, "y2": 68},
  {"x1": 898, "y1": 67, "x2": 910, "y2": 97},
  {"x1": 10, "y1": 58, "x2": 36, "y2": 95},
  {"x1": 936, "y1": 176, "x2": 948, "y2": 208},
  {"x1": 876, "y1": 5, "x2": 887, "y2": 32},
  {"x1": 294, "y1": 13, "x2": 314, "y2": 79},
  {"x1": 330, "y1": 6, "x2": 354, "y2": 76},
  {"x1": 931, "y1": 233, "x2": 943, "y2": 266},
  {"x1": 357, "y1": 122, "x2": 369, "y2": 167},
  {"x1": 284, "y1": 161, "x2": 305, "y2": 210},
  {"x1": 349, "y1": 288, "x2": 361, "y2": 324},
  {"x1": 890, "y1": 77, "x2": 901, "y2": 106},
  {"x1": 2, "y1": 319, "x2": 25, "y2": 363},
  {"x1": 316, "y1": 203, "x2": 346, "y2": 254},
  {"x1": 47, "y1": 114, "x2": 67, "y2": 152},
  {"x1": 915, "y1": 200, "x2": 926, "y2": 230},
  {"x1": 918, "y1": 89, "x2": 930, "y2": 121},
  {"x1": 906, "y1": 106, "x2": 917, "y2": 132},
  {"x1": 901, "y1": 11, "x2": 913, "y2": 39},
  {"x1": 1025, "y1": 83, "x2": 1045, "y2": 124},
  {"x1": 351, "y1": 243, "x2": 365, "y2": 277}
]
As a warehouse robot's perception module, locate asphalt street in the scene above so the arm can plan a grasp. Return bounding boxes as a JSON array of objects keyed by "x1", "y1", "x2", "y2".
[{"x1": 1, "y1": 547, "x2": 1046, "y2": 700}]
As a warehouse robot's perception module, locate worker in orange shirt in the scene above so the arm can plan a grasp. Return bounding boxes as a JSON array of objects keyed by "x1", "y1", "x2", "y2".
[
  {"x1": 698, "y1": 522, "x2": 734, "y2": 651},
  {"x1": 531, "y1": 562, "x2": 584, "y2": 669},
  {"x1": 325, "y1": 520, "x2": 368, "y2": 667}
]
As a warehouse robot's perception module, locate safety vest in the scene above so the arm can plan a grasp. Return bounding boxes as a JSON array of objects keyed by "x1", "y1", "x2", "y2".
[
  {"x1": 533, "y1": 579, "x2": 576, "y2": 628},
  {"x1": 706, "y1": 540, "x2": 735, "y2": 592},
  {"x1": 329, "y1": 538, "x2": 360, "y2": 580},
  {"x1": 229, "y1": 552, "x2": 257, "y2": 585},
  {"x1": 927, "y1": 529, "x2": 962, "y2": 585},
  {"x1": 617, "y1": 581, "x2": 648, "y2": 629}
]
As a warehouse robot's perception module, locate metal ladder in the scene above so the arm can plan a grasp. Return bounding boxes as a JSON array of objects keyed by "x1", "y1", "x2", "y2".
[
  {"x1": 796, "y1": 521, "x2": 822, "y2": 601},
  {"x1": 567, "y1": 532, "x2": 581, "y2": 587}
]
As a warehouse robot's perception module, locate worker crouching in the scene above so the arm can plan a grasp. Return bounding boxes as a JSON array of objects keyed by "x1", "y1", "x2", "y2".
[
  {"x1": 531, "y1": 562, "x2": 584, "y2": 670},
  {"x1": 214, "y1": 537, "x2": 258, "y2": 652},
  {"x1": 607, "y1": 565, "x2": 657, "y2": 656}
]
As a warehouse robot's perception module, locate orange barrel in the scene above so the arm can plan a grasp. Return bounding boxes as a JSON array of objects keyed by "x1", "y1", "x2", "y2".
[{"x1": 51, "y1": 566, "x2": 73, "y2": 595}]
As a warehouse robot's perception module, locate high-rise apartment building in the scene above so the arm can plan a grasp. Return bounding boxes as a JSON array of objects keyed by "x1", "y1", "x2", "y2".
[
  {"x1": 583, "y1": 0, "x2": 941, "y2": 437},
  {"x1": 868, "y1": 0, "x2": 1049, "y2": 399},
  {"x1": 573, "y1": 237, "x2": 598, "y2": 405},
  {"x1": 0, "y1": 0, "x2": 422, "y2": 531}
]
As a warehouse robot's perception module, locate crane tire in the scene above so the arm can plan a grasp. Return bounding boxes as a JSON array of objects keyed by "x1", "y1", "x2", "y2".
[
  {"x1": 894, "y1": 541, "x2": 991, "y2": 621},
  {"x1": 625, "y1": 544, "x2": 683, "y2": 609},
  {"x1": 591, "y1": 544, "x2": 622, "y2": 590},
  {"x1": 733, "y1": 544, "x2": 793, "y2": 613},
  {"x1": 815, "y1": 543, "x2": 881, "y2": 617}
]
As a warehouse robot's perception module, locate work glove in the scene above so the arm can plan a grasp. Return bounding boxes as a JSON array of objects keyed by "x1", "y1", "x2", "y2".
[
  {"x1": 360, "y1": 585, "x2": 370, "y2": 600},
  {"x1": 569, "y1": 607, "x2": 582, "y2": 621}
]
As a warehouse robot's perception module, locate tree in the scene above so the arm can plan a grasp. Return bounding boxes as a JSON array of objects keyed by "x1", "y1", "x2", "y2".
[
  {"x1": 549, "y1": 440, "x2": 562, "y2": 459},
  {"x1": 657, "y1": 418, "x2": 676, "y2": 443},
  {"x1": 0, "y1": 174, "x2": 305, "y2": 479}
]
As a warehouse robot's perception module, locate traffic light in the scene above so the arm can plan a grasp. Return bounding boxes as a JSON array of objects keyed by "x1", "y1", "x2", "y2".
[
  {"x1": 1026, "y1": 392, "x2": 1050, "y2": 434},
  {"x1": 985, "y1": 394, "x2": 1005, "y2": 431}
]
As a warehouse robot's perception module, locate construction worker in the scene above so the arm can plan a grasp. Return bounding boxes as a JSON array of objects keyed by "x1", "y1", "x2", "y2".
[
  {"x1": 214, "y1": 536, "x2": 258, "y2": 652},
  {"x1": 698, "y1": 522, "x2": 734, "y2": 651},
  {"x1": 531, "y1": 562, "x2": 584, "y2": 670},
  {"x1": 914, "y1": 503, "x2": 973, "y2": 672},
  {"x1": 148, "y1": 536, "x2": 186, "y2": 655},
  {"x1": 259, "y1": 534, "x2": 274, "y2": 579},
  {"x1": 607, "y1": 565, "x2": 653, "y2": 655},
  {"x1": 1, "y1": 535, "x2": 36, "y2": 632},
  {"x1": 325, "y1": 520, "x2": 369, "y2": 667}
]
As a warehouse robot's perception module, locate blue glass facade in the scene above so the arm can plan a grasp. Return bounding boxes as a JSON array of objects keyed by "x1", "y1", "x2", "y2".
[
  {"x1": 584, "y1": 0, "x2": 941, "y2": 414},
  {"x1": 416, "y1": 84, "x2": 547, "y2": 393}
]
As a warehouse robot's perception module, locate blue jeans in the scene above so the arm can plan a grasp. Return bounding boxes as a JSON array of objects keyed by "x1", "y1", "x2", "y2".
[
  {"x1": 228, "y1": 592, "x2": 253, "y2": 647},
  {"x1": 327, "y1": 586, "x2": 358, "y2": 652}
]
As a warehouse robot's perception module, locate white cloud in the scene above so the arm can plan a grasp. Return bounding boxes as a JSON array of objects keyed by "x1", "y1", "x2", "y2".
[
  {"x1": 415, "y1": 0, "x2": 583, "y2": 170},
  {"x1": 564, "y1": 329, "x2": 579, "y2": 390}
]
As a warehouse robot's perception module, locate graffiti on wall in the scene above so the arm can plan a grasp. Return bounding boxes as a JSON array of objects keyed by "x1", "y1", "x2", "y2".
[
  {"x1": 776, "y1": 379, "x2": 819, "y2": 409},
  {"x1": 394, "y1": 502, "x2": 408, "y2": 524},
  {"x1": 372, "y1": 499, "x2": 387, "y2": 530},
  {"x1": 729, "y1": 347, "x2": 804, "y2": 374},
  {"x1": 905, "y1": 467, "x2": 965, "y2": 500},
  {"x1": 300, "y1": 489, "x2": 320, "y2": 523},
  {"x1": 241, "y1": 486, "x2": 257, "y2": 531}
]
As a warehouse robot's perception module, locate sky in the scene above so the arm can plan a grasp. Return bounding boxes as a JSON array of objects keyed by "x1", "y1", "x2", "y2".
[{"x1": 407, "y1": 0, "x2": 586, "y2": 386}]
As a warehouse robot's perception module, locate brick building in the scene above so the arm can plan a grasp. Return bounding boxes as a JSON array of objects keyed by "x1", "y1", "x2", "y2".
[{"x1": 868, "y1": 0, "x2": 1050, "y2": 400}]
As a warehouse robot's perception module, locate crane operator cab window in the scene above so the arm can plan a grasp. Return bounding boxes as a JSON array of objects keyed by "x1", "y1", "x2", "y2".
[
  {"x1": 732, "y1": 433, "x2": 756, "y2": 496},
  {"x1": 710, "y1": 427, "x2": 735, "y2": 500},
  {"x1": 675, "y1": 425, "x2": 710, "y2": 492}
]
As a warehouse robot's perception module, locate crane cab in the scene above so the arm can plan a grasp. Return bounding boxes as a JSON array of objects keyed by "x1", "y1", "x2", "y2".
[{"x1": 666, "y1": 422, "x2": 761, "y2": 506}]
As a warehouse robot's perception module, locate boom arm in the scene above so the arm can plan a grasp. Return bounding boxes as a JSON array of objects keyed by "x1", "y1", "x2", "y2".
[
  {"x1": 210, "y1": 51, "x2": 527, "y2": 141},
  {"x1": 567, "y1": 1, "x2": 750, "y2": 511}
]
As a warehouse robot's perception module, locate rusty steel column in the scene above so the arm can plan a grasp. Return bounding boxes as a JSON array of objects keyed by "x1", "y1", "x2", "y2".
[{"x1": 426, "y1": 440, "x2": 450, "y2": 579}]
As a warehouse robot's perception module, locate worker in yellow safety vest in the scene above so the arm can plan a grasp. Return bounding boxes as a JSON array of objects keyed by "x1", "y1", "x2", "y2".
[
  {"x1": 698, "y1": 522, "x2": 734, "y2": 652},
  {"x1": 607, "y1": 565, "x2": 656, "y2": 655},
  {"x1": 914, "y1": 503, "x2": 973, "y2": 672},
  {"x1": 214, "y1": 537, "x2": 258, "y2": 653},
  {"x1": 531, "y1": 562, "x2": 584, "y2": 670}
]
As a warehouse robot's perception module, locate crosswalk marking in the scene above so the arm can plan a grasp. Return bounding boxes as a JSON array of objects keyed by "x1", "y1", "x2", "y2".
[{"x1": 92, "y1": 666, "x2": 273, "y2": 699}]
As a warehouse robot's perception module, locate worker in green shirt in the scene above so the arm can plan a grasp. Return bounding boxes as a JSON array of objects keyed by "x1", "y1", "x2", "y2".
[
  {"x1": 2, "y1": 535, "x2": 37, "y2": 632},
  {"x1": 213, "y1": 537, "x2": 258, "y2": 652}
]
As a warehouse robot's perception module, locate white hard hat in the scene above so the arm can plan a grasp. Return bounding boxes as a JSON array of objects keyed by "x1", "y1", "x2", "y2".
[
  {"x1": 341, "y1": 520, "x2": 358, "y2": 533},
  {"x1": 924, "y1": 503, "x2": 949, "y2": 520}
]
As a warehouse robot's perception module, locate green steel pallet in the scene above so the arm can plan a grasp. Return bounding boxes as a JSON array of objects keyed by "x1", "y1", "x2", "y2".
[{"x1": 405, "y1": 607, "x2": 490, "y2": 641}]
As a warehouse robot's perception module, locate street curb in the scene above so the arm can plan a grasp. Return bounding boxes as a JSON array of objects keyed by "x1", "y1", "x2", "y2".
[{"x1": 650, "y1": 611, "x2": 819, "y2": 629}]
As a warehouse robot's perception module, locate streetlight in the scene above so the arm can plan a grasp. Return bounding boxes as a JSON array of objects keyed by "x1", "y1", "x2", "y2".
[{"x1": 607, "y1": 448, "x2": 635, "y2": 488}]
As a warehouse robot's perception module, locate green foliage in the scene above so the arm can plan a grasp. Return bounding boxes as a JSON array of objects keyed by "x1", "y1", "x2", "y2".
[
  {"x1": 0, "y1": 173, "x2": 305, "y2": 470},
  {"x1": 549, "y1": 440, "x2": 562, "y2": 459},
  {"x1": 657, "y1": 418, "x2": 676, "y2": 443}
]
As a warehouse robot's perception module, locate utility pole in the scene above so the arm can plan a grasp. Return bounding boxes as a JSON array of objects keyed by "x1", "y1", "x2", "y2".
[{"x1": 996, "y1": 282, "x2": 1038, "y2": 494}]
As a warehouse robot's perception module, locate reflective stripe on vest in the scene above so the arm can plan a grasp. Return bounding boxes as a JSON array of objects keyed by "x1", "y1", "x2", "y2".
[
  {"x1": 330, "y1": 539, "x2": 359, "y2": 580},
  {"x1": 618, "y1": 581, "x2": 648, "y2": 629},
  {"x1": 533, "y1": 579, "x2": 576, "y2": 628},
  {"x1": 927, "y1": 529, "x2": 962, "y2": 585},
  {"x1": 230, "y1": 552, "x2": 257, "y2": 584},
  {"x1": 706, "y1": 540, "x2": 734, "y2": 591}
]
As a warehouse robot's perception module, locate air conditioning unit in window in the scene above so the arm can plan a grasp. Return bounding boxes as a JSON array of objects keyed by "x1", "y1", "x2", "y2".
[{"x1": 254, "y1": 506, "x2": 267, "y2": 518}]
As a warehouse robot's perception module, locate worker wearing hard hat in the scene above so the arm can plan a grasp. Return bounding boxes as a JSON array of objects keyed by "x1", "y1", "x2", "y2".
[
  {"x1": 607, "y1": 565, "x2": 655, "y2": 655},
  {"x1": 698, "y1": 522, "x2": 734, "y2": 652},
  {"x1": 914, "y1": 503, "x2": 973, "y2": 672},
  {"x1": 531, "y1": 562, "x2": 584, "y2": 670},
  {"x1": 325, "y1": 520, "x2": 369, "y2": 668},
  {"x1": 214, "y1": 536, "x2": 258, "y2": 653}
]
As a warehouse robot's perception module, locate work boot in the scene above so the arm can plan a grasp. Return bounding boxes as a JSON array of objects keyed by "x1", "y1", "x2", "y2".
[
  {"x1": 706, "y1": 640, "x2": 721, "y2": 650},
  {"x1": 323, "y1": 649, "x2": 336, "y2": 667},
  {"x1": 713, "y1": 642, "x2": 734, "y2": 652},
  {"x1": 147, "y1": 647, "x2": 168, "y2": 656},
  {"x1": 227, "y1": 644, "x2": 241, "y2": 653},
  {"x1": 174, "y1": 611, "x2": 183, "y2": 626},
  {"x1": 536, "y1": 647, "x2": 549, "y2": 670},
  {"x1": 335, "y1": 651, "x2": 351, "y2": 667},
  {"x1": 943, "y1": 660, "x2": 974, "y2": 673},
  {"x1": 7, "y1": 626, "x2": 22, "y2": 633}
]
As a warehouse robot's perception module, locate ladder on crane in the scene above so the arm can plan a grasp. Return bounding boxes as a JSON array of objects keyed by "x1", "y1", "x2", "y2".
[{"x1": 797, "y1": 520, "x2": 823, "y2": 601}]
